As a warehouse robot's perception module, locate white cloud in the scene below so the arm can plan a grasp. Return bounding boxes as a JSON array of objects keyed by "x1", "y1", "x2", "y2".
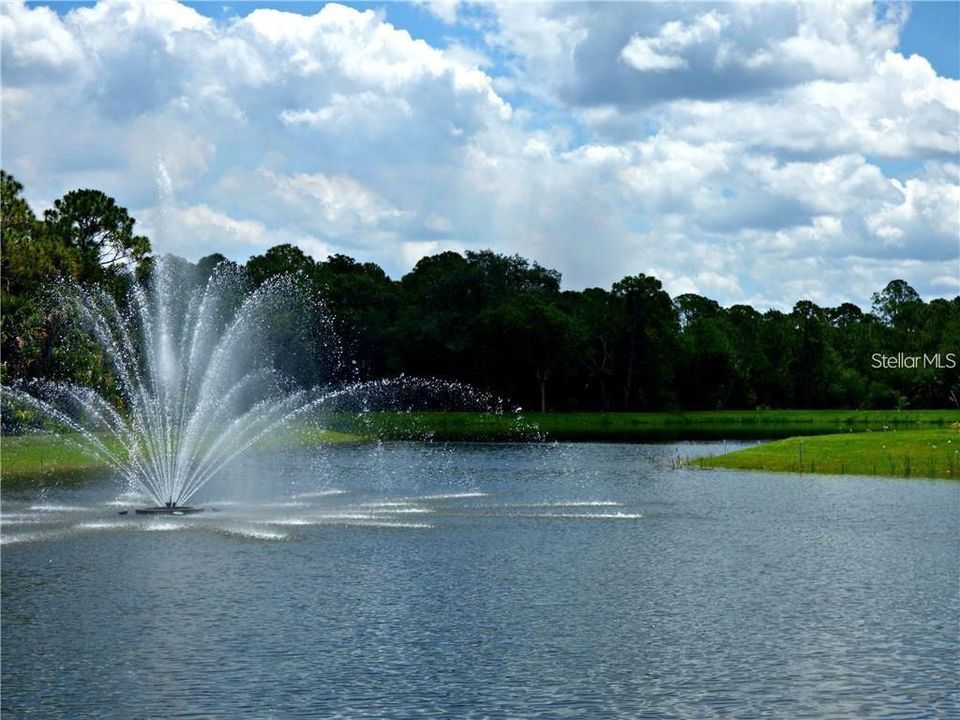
[
  {"x1": 621, "y1": 11, "x2": 728, "y2": 72},
  {"x1": 414, "y1": 1, "x2": 460, "y2": 25},
  {"x1": 866, "y1": 168, "x2": 960, "y2": 258},
  {"x1": 139, "y1": 203, "x2": 266, "y2": 259},
  {"x1": 483, "y1": 2, "x2": 589, "y2": 103},
  {"x1": 139, "y1": 201, "x2": 344, "y2": 266},
  {"x1": 931, "y1": 274, "x2": 960, "y2": 290},
  {"x1": 279, "y1": 91, "x2": 413, "y2": 130},
  {"x1": 2, "y1": 2, "x2": 510, "y2": 201},
  {"x1": 487, "y1": 1, "x2": 908, "y2": 109},
  {"x1": 262, "y1": 169, "x2": 409, "y2": 229},
  {"x1": 617, "y1": 139, "x2": 734, "y2": 214},
  {"x1": 789, "y1": 1, "x2": 905, "y2": 72},
  {"x1": 1, "y1": 0, "x2": 957, "y2": 308},
  {"x1": 621, "y1": 39, "x2": 687, "y2": 72},
  {"x1": 0, "y1": 2, "x2": 83, "y2": 75}
]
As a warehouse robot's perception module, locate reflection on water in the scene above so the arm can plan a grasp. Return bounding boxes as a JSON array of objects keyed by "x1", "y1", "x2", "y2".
[{"x1": 2, "y1": 441, "x2": 958, "y2": 718}]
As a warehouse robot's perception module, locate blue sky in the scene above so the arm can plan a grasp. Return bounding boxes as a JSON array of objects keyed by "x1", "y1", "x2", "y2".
[
  {"x1": 896, "y1": 1, "x2": 959, "y2": 78},
  {"x1": 5, "y1": 1, "x2": 959, "y2": 308}
]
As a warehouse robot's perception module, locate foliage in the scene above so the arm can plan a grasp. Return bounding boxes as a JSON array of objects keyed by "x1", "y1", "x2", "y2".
[
  {"x1": 333, "y1": 409, "x2": 958, "y2": 442},
  {"x1": 612, "y1": 274, "x2": 679, "y2": 409},
  {"x1": 43, "y1": 189, "x2": 150, "y2": 279},
  {"x1": 2, "y1": 172, "x2": 150, "y2": 390},
  {"x1": 3, "y1": 171, "x2": 959, "y2": 412}
]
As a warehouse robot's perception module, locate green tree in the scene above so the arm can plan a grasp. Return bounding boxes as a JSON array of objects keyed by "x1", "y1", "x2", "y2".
[
  {"x1": 611, "y1": 274, "x2": 678, "y2": 409},
  {"x1": 1, "y1": 173, "x2": 142, "y2": 393},
  {"x1": 724, "y1": 304, "x2": 766, "y2": 407},
  {"x1": 872, "y1": 279, "x2": 921, "y2": 326},
  {"x1": 245, "y1": 244, "x2": 316, "y2": 287},
  {"x1": 396, "y1": 252, "x2": 475, "y2": 380},
  {"x1": 903, "y1": 297, "x2": 960, "y2": 407},
  {"x1": 567, "y1": 288, "x2": 625, "y2": 410},
  {"x1": 481, "y1": 293, "x2": 581, "y2": 412},
  {"x1": 757, "y1": 310, "x2": 797, "y2": 408},
  {"x1": 43, "y1": 189, "x2": 149, "y2": 279},
  {"x1": 1, "y1": 171, "x2": 39, "y2": 253},
  {"x1": 1, "y1": 172, "x2": 81, "y2": 296},
  {"x1": 397, "y1": 250, "x2": 563, "y2": 398},
  {"x1": 790, "y1": 300, "x2": 845, "y2": 407},
  {"x1": 674, "y1": 294, "x2": 743, "y2": 409},
  {"x1": 196, "y1": 253, "x2": 236, "y2": 283},
  {"x1": 2, "y1": 173, "x2": 66, "y2": 383},
  {"x1": 315, "y1": 254, "x2": 399, "y2": 377}
]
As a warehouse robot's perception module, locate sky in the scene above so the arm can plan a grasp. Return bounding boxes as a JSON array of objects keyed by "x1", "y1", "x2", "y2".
[{"x1": 2, "y1": 1, "x2": 958, "y2": 309}]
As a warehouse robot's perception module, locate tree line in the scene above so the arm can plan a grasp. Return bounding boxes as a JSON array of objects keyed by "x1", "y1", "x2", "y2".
[{"x1": 3, "y1": 171, "x2": 958, "y2": 412}]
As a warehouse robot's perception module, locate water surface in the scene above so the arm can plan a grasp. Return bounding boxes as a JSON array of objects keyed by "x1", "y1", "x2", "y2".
[{"x1": 3, "y1": 442, "x2": 958, "y2": 718}]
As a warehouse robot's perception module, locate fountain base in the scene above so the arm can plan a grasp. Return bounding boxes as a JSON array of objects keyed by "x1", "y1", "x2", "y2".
[{"x1": 134, "y1": 506, "x2": 204, "y2": 515}]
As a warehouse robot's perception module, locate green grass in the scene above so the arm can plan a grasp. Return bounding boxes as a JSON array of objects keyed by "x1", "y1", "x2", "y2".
[
  {"x1": 4, "y1": 410, "x2": 958, "y2": 483},
  {"x1": 695, "y1": 428, "x2": 960, "y2": 480},
  {"x1": 1, "y1": 428, "x2": 361, "y2": 485},
  {"x1": 331, "y1": 409, "x2": 959, "y2": 442},
  {"x1": 0, "y1": 434, "x2": 118, "y2": 481}
]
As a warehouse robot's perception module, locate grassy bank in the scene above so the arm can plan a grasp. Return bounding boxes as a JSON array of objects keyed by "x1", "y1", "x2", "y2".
[
  {"x1": 334, "y1": 409, "x2": 959, "y2": 442},
  {"x1": 3, "y1": 410, "x2": 957, "y2": 482},
  {"x1": 695, "y1": 428, "x2": 960, "y2": 480},
  {"x1": 1, "y1": 434, "x2": 116, "y2": 481},
  {"x1": 1, "y1": 428, "x2": 360, "y2": 485}
]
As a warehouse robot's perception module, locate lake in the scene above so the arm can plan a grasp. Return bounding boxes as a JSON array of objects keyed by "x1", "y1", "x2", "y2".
[{"x1": 2, "y1": 441, "x2": 958, "y2": 718}]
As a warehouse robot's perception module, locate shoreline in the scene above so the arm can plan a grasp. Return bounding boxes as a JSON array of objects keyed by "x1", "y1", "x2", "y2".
[{"x1": 3, "y1": 410, "x2": 957, "y2": 484}]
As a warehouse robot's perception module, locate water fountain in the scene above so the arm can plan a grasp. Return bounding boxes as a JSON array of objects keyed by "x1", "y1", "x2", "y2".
[
  {"x1": 2, "y1": 160, "x2": 523, "y2": 510},
  {"x1": 3, "y1": 255, "x2": 350, "y2": 513},
  {"x1": 3, "y1": 253, "x2": 515, "y2": 514}
]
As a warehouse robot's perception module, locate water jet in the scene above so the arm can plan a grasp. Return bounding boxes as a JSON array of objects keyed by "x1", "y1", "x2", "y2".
[
  {"x1": 3, "y1": 255, "x2": 505, "y2": 510},
  {"x1": 3, "y1": 255, "x2": 338, "y2": 509}
]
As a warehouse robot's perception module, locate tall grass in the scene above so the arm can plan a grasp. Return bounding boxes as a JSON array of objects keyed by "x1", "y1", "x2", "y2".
[{"x1": 694, "y1": 429, "x2": 960, "y2": 480}]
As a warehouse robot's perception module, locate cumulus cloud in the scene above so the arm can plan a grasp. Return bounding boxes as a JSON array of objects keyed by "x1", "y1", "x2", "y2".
[
  {"x1": 621, "y1": 11, "x2": 728, "y2": 73},
  {"x1": 137, "y1": 203, "x2": 269, "y2": 260},
  {"x1": 661, "y1": 51, "x2": 960, "y2": 161},
  {"x1": 263, "y1": 170, "x2": 409, "y2": 228},
  {"x1": 1, "y1": 0, "x2": 957, "y2": 307},
  {"x1": 489, "y1": 1, "x2": 908, "y2": 109},
  {"x1": 0, "y1": 2, "x2": 83, "y2": 76},
  {"x1": 2, "y1": 1, "x2": 509, "y2": 172},
  {"x1": 865, "y1": 166, "x2": 960, "y2": 259}
]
